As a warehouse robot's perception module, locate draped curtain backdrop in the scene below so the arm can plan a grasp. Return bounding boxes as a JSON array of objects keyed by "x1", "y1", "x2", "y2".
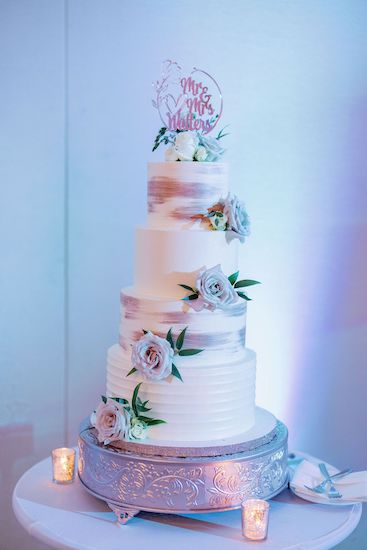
[{"x1": 1, "y1": 1, "x2": 366, "y2": 548}]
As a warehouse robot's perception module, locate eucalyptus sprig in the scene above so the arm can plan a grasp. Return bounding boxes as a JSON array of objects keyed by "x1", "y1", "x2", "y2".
[
  {"x1": 216, "y1": 124, "x2": 230, "y2": 140},
  {"x1": 152, "y1": 127, "x2": 177, "y2": 152},
  {"x1": 227, "y1": 271, "x2": 261, "y2": 301},
  {"x1": 102, "y1": 383, "x2": 166, "y2": 427}
]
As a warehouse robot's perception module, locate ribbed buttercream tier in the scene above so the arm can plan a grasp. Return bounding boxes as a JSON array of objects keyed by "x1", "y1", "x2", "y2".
[
  {"x1": 135, "y1": 227, "x2": 238, "y2": 298},
  {"x1": 106, "y1": 344, "x2": 256, "y2": 442},
  {"x1": 119, "y1": 288, "x2": 247, "y2": 366},
  {"x1": 148, "y1": 162, "x2": 228, "y2": 229}
]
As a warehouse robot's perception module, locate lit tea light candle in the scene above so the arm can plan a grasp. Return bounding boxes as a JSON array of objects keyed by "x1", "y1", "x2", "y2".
[
  {"x1": 51, "y1": 447, "x2": 76, "y2": 484},
  {"x1": 241, "y1": 499, "x2": 270, "y2": 540}
]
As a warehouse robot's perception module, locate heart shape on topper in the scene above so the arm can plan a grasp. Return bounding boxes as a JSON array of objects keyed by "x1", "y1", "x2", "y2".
[
  {"x1": 153, "y1": 61, "x2": 223, "y2": 135},
  {"x1": 165, "y1": 93, "x2": 186, "y2": 115}
]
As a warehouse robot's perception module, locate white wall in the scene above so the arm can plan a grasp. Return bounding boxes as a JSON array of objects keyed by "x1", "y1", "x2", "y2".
[
  {"x1": 0, "y1": 1, "x2": 66, "y2": 549},
  {"x1": 1, "y1": 1, "x2": 366, "y2": 548}
]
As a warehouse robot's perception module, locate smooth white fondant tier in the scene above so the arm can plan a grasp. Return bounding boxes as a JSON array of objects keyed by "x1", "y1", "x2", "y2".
[
  {"x1": 147, "y1": 162, "x2": 228, "y2": 230},
  {"x1": 135, "y1": 227, "x2": 239, "y2": 298},
  {"x1": 119, "y1": 287, "x2": 247, "y2": 366},
  {"x1": 106, "y1": 344, "x2": 256, "y2": 442}
]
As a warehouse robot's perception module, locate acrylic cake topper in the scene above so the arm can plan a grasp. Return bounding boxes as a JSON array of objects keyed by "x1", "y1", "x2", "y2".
[{"x1": 152, "y1": 60, "x2": 223, "y2": 135}]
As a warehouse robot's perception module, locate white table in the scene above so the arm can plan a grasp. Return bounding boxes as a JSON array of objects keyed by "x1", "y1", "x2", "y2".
[{"x1": 13, "y1": 454, "x2": 362, "y2": 550}]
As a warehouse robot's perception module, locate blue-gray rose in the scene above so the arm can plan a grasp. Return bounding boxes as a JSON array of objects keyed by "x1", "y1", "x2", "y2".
[
  {"x1": 223, "y1": 194, "x2": 250, "y2": 243},
  {"x1": 197, "y1": 135, "x2": 225, "y2": 162},
  {"x1": 190, "y1": 264, "x2": 238, "y2": 312},
  {"x1": 131, "y1": 332, "x2": 174, "y2": 381}
]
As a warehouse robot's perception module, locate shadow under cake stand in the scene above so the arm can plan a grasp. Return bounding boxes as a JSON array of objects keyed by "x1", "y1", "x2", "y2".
[{"x1": 78, "y1": 407, "x2": 288, "y2": 524}]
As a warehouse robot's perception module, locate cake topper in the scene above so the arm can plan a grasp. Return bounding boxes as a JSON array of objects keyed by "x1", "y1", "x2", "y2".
[
  {"x1": 152, "y1": 60, "x2": 223, "y2": 135},
  {"x1": 152, "y1": 60, "x2": 228, "y2": 161}
]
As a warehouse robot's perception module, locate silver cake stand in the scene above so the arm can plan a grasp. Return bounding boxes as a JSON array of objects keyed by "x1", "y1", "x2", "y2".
[{"x1": 78, "y1": 411, "x2": 288, "y2": 524}]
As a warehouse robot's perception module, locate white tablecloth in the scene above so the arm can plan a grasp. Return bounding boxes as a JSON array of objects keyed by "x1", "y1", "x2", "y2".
[{"x1": 13, "y1": 454, "x2": 362, "y2": 550}]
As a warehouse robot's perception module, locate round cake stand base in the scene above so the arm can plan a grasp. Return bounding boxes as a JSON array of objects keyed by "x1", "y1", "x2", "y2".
[{"x1": 78, "y1": 418, "x2": 288, "y2": 524}]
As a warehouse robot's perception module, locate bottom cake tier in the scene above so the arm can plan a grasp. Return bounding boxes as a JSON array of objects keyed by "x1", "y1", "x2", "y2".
[
  {"x1": 106, "y1": 343, "x2": 257, "y2": 442},
  {"x1": 78, "y1": 408, "x2": 288, "y2": 522}
]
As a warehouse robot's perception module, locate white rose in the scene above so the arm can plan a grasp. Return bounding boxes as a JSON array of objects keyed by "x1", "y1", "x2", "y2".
[
  {"x1": 174, "y1": 131, "x2": 198, "y2": 161},
  {"x1": 92, "y1": 398, "x2": 130, "y2": 445},
  {"x1": 194, "y1": 146, "x2": 208, "y2": 162},
  {"x1": 129, "y1": 418, "x2": 148, "y2": 440},
  {"x1": 131, "y1": 332, "x2": 174, "y2": 381},
  {"x1": 165, "y1": 145, "x2": 179, "y2": 162},
  {"x1": 209, "y1": 210, "x2": 228, "y2": 231}
]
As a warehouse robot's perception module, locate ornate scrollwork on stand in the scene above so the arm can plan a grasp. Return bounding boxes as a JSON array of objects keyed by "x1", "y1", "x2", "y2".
[
  {"x1": 78, "y1": 420, "x2": 288, "y2": 519},
  {"x1": 207, "y1": 447, "x2": 287, "y2": 508}
]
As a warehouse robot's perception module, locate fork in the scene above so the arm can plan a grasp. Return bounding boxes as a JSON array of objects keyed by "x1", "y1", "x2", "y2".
[
  {"x1": 319, "y1": 463, "x2": 343, "y2": 499},
  {"x1": 304, "y1": 468, "x2": 351, "y2": 494}
]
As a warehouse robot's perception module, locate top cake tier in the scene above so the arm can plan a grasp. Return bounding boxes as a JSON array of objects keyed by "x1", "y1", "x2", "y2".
[{"x1": 147, "y1": 162, "x2": 228, "y2": 230}]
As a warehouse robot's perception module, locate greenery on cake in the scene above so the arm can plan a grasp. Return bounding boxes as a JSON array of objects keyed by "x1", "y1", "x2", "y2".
[
  {"x1": 126, "y1": 328, "x2": 203, "y2": 383},
  {"x1": 90, "y1": 383, "x2": 166, "y2": 444},
  {"x1": 152, "y1": 127, "x2": 228, "y2": 162},
  {"x1": 179, "y1": 265, "x2": 260, "y2": 311}
]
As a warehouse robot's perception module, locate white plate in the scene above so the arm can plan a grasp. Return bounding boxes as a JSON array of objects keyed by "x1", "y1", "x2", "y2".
[
  {"x1": 290, "y1": 485, "x2": 356, "y2": 506},
  {"x1": 288, "y1": 451, "x2": 356, "y2": 506}
]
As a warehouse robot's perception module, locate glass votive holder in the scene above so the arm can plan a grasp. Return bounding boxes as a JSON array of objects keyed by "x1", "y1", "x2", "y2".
[
  {"x1": 241, "y1": 498, "x2": 270, "y2": 540},
  {"x1": 51, "y1": 447, "x2": 76, "y2": 484}
]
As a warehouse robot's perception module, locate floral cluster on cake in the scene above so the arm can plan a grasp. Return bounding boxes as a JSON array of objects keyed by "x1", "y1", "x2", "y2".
[
  {"x1": 179, "y1": 264, "x2": 260, "y2": 311},
  {"x1": 193, "y1": 194, "x2": 250, "y2": 243},
  {"x1": 90, "y1": 383, "x2": 165, "y2": 444},
  {"x1": 127, "y1": 327, "x2": 203, "y2": 382},
  {"x1": 153, "y1": 128, "x2": 228, "y2": 162}
]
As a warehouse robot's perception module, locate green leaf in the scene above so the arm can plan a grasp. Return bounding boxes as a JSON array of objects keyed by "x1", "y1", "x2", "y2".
[
  {"x1": 110, "y1": 397, "x2": 129, "y2": 405},
  {"x1": 137, "y1": 404, "x2": 151, "y2": 413},
  {"x1": 137, "y1": 415, "x2": 167, "y2": 426},
  {"x1": 136, "y1": 397, "x2": 151, "y2": 412},
  {"x1": 178, "y1": 284, "x2": 196, "y2": 292},
  {"x1": 182, "y1": 293, "x2": 199, "y2": 301},
  {"x1": 228, "y1": 271, "x2": 239, "y2": 285},
  {"x1": 144, "y1": 418, "x2": 167, "y2": 426},
  {"x1": 171, "y1": 363, "x2": 183, "y2": 382},
  {"x1": 152, "y1": 128, "x2": 167, "y2": 151},
  {"x1": 140, "y1": 406, "x2": 152, "y2": 413},
  {"x1": 217, "y1": 124, "x2": 230, "y2": 140},
  {"x1": 237, "y1": 291, "x2": 251, "y2": 301},
  {"x1": 176, "y1": 326, "x2": 187, "y2": 350},
  {"x1": 166, "y1": 328, "x2": 175, "y2": 350},
  {"x1": 178, "y1": 348, "x2": 204, "y2": 356},
  {"x1": 234, "y1": 279, "x2": 261, "y2": 288},
  {"x1": 101, "y1": 395, "x2": 107, "y2": 404},
  {"x1": 126, "y1": 367, "x2": 137, "y2": 377},
  {"x1": 137, "y1": 415, "x2": 154, "y2": 423},
  {"x1": 132, "y1": 382, "x2": 143, "y2": 416}
]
